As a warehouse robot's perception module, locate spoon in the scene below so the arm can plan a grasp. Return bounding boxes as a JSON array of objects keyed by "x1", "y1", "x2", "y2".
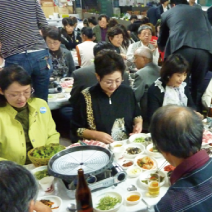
[
  {"x1": 127, "y1": 184, "x2": 137, "y2": 191},
  {"x1": 67, "y1": 203, "x2": 77, "y2": 212}
]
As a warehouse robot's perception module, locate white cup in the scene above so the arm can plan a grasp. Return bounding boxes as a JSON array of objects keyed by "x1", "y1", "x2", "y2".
[
  {"x1": 113, "y1": 146, "x2": 124, "y2": 161},
  {"x1": 39, "y1": 176, "x2": 54, "y2": 193},
  {"x1": 53, "y1": 13, "x2": 59, "y2": 19}
]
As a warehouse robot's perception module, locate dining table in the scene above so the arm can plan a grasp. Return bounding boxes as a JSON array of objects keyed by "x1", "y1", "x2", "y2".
[{"x1": 27, "y1": 139, "x2": 170, "y2": 212}]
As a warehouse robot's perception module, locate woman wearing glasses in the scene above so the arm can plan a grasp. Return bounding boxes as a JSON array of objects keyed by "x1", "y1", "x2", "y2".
[
  {"x1": 71, "y1": 50, "x2": 142, "y2": 144},
  {"x1": 0, "y1": 65, "x2": 59, "y2": 165}
]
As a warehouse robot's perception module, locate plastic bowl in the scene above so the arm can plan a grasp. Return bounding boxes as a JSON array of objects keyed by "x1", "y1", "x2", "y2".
[
  {"x1": 124, "y1": 143, "x2": 145, "y2": 159},
  {"x1": 125, "y1": 191, "x2": 142, "y2": 205},
  {"x1": 134, "y1": 155, "x2": 157, "y2": 171},
  {"x1": 146, "y1": 143, "x2": 163, "y2": 158},
  {"x1": 93, "y1": 191, "x2": 123, "y2": 212}
]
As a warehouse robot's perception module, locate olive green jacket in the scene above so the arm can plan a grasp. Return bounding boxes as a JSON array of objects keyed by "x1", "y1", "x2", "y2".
[{"x1": 0, "y1": 98, "x2": 59, "y2": 165}]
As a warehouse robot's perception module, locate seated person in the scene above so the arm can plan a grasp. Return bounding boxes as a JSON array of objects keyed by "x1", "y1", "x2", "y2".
[
  {"x1": 60, "y1": 17, "x2": 82, "y2": 50},
  {"x1": 129, "y1": 15, "x2": 138, "y2": 24},
  {"x1": 0, "y1": 65, "x2": 59, "y2": 164},
  {"x1": 147, "y1": 54, "x2": 196, "y2": 120},
  {"x1": 0, "y1": 161, "x2": 51, "y2": 212},
  {"x1": 76, "y1": 27, "x2": 96, "y2": 68},
  {"x1": 45, "y1": 27, "x2": 75, "y2": 78},
  {"x1": 126, "y1": 25, "x2": 159, "y2": 65},
  {"x1": 88, "y1": 16, "x2": 97, "y2": 29},
  {"x1": 133, "y1": 46, "x2": 160, "y2": 103},
  {"x1": 71, "y1": 50, "x2": 142, "y2": 143},
  {"x1": 149, "y1": 105, "x2": 212, "y2": 212}
]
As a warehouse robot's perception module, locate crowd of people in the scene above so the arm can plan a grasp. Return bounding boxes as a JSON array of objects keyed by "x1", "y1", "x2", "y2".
[{"x1": 1, "y1": 0, "x2": 212, "y2": 211}]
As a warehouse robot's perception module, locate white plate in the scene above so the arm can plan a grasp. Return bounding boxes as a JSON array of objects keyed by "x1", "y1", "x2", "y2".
[
  {"x1": 60, "y1": 77, "x2": 74, "y2": 82},
  {"x1": 93, "y1": 191, "x2": 123, "y2": 212},
  {"x1": 48, "y1": 94, "x2": 58, "y2": 102},
  {"x1": 37, "y1": 195, "x2": 62, "y2": 212},
  {"x1": 121, "y1": 159, "x2": 134, "y2": 170},
  {"x1": 134, "y1": 155, "x2": 157, "y2": 171},
  {"x1": 139, "y1": 170, "x2": 166, "y2": 188},
  {"x1": 129, "y1": 133, "x2": 149, "y2": 144},
  {"x1": 124, "y1": 143, "x2": 145, "y2": 159},
  {"x1": 31, "y1": 166, "x2": 48, "y2": 180},
  {"x1": 146, "y1": 143, "x2": 163, "y2": 158}
]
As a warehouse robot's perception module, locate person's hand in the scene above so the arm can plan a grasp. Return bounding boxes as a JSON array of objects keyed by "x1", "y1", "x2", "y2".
[
  {"x1": 130, "y1": 122, "x2": 142, "y2": 136},
  {"x1": 194, "y1": 111, "x2": 204, "y2": 120},
  {"x1": 32, "y1": 201, "x2": 52, "y2": 212},
  {"x1": 120, "y1": 53, "x2": 127, "y2": 60},
  {"x1": 149, "y1": 40, "x2": 158, "y2": 49},
  {"x1": 93, "y1": 131, "x2": 114, "y2": 144}
]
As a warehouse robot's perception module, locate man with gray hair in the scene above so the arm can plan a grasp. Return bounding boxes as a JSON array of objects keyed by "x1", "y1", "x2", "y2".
[
  {"x1": 133, "y1": 46, "x2": 160, "y2": 129},
  {"x1": 126, "y1": 25, "x2": 159, "y2": 65}
]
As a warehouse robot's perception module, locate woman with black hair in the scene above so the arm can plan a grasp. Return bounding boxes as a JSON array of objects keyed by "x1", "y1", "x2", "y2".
[
  {"x1": 71, "y1": 50, "x2": 142, "y2": 143},
  {"x1": 60, "y1": 17, "x2": 82, "y2": 50},
  {"x1": 45, "y1": 27, "x2": 75, "y2": 78},
  {"x1": 76, "y1": 27, "x2": 96, "y2": 67},
  {"x1": 88, "y1": 16, "x2": 98, "y2": 29},
  {"x1": 0, "y1": 65, "x2": 59, "y2": 164}
]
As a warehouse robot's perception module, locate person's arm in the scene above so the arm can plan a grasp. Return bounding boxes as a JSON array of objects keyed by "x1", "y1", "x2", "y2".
[
  {"x1": 153, "y1": 47, "x2": 160, "y2": 65},
  {"x1": 35, "y1": 0, "x2": 48, "y2": 29},
  {"x1": 30, "y1": 200, "x2": 52, "y2": 212},
  {"x1": 76, "y1": 45, "x2": 81, "y2": 67},
  {"x1": 202, "y1": 79, "x2": 212, "y2": 109},
  {"x1": 133, "y1": 73, "x2": 145, "y2": 102},
  {"x1": 157, "y1": 14, "x2": 170, "y2": 52},
  {"x1": 45, "y1": 102, "x2": 60, "y2": 144},
  {"x1": 126, "y1": 43, "x2": 136, "y2": 62}
]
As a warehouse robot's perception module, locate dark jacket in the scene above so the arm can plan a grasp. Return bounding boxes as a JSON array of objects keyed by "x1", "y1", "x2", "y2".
[
  {"x1": 158, "y1": 4, "x2": 212, "y2": 58},
  {"x1": 147, "y1": 79, "x2": 196, "y2": 120}
]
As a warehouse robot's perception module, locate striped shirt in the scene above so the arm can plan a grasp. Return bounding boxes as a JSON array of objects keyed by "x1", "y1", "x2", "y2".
[{"x1": 0, "y1": 0, "x2": 48, "y2": 58}]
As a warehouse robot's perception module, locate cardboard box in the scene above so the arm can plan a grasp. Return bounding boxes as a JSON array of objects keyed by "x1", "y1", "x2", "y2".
[
  {"x1": 58, "y1": 7, "x2": 69, "y2": 14},
  {"x1": 41, "y1": 6, "x2": 54, "y2": 18},
  {"x1": 42, "y1": 2, "x2": 54, "y2": 6},
  {"x1": 67, "y1": 6, "x2": 73, "y2": 14},
  {"x1": 54, "y1": 6, "x2": 59, "y2": 13}
]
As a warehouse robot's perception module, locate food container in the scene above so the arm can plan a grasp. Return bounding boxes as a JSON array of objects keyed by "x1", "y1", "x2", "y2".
[
  {"x1": 31, "y1": 165, "x2": 48, "y2": 180},
  {"x1": 121, "y1": 159, "x2": 134, "y2": 170},
  {"x1": 129, "y1": 133, "x2": 149, "y2": 144},
  {"x1": 125, "y1": 191, "x2": 142, "y2": 205},
  {"x1": 126, "y1": 166, "x2": 142, "y2": 178},
  {"x1": 146, "y1": 143, "x2": 163, "y2": 158},
  {"x1": 134, "y1": 155, "x2": 157, "y2": 171},
  {"x1": 124, "y1": 143, "x2": 145, "y2": 159},
  {"x1": 93, "y1": 191, "x2": 123, "y2": 212}
]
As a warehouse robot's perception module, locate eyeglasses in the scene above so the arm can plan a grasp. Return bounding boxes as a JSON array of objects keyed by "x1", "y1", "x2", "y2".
[
  {"x1": 102, "y1": 79, "x2": 124, "y2": 86},
  {"x1": 5, "y1": 88, "x2": 34, "y2": 99},
  {"x1": 46, "y1": 41, "x2": 60, "y2": 46}
]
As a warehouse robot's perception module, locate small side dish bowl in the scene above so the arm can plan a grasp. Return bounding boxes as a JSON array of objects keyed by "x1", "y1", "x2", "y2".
[
  {"x1": 126, "y1": 166, "x2": 142, "y2": 178},
  {"x1": 134, "y1": 155, "x2": 157, "y2": 171},
  {"x1": 129, "y1": 133, "x2": 149, "y2": 144},
  {"x1": 124, "y1": 143, "x2": 145, "y2": 159},
  {"x1": 121, "y1": 159, "x2": 134, "y2": 170},
  {"x1": 93, "y1": 191, "x2": 123, "y2": 212},
  {"x1": 125, "y1": 191, "x2": 142, "y2": 205},
  {"x1": 31, "y1": 165, "x2": 48, "y2": 180},
  {"x1": 146, "y1": 143, "x2": 163, "y2": 158}
]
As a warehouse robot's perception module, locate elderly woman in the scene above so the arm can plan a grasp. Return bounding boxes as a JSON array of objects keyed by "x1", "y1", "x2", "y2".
[
  {"x1": 147, "y1": 54, "x2": 197, "y2": 120},
  {"x1": 0, "y1": 65, "x2": 59, "y2": 164},
  {"x1": 126, "y1": 25, "x2": 160, "y2": 65},
  {"x1": 0, "y1": 161, "x2": 51, "y2": 212},
  {"x1": 71, "y1": 50, "x2": 142, "y2": 144},
  {"x1": 45, "y1": 27, "x2": 75, "y2": 78},
  {"x1": 60, "y1": 17, "x2": 82, "y2": 50}
]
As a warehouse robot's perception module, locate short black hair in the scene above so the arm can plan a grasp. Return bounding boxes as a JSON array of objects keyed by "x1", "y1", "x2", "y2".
[
  {"x1": 62, "y1": 17, "x2": 75, "y2": 27},
  {"x1": 0, "y1": 65, "x2": 32, "y2": 107},
  {"x1": 149, "y1": 105, "x2": 203, "y2": 158},
  {"x1": 93, "y1": 41, "x2": 115, "y2": 56},
  {"x1": 170, "y1": 0, "x2": 188, "y2": 4},
  {"x1": 44, "y1": 27, "x2": 61, "y2": 41},
  {"x1": 81, "y1": 27, "x2": 94, "y2": 39},
  {"x1": 94, "y1": 50, "x2": 125, "y2": 80},
  {"x1": 83, "y1": 18, "x2": 89, "y2": 27},
  {"x1": 0, "y1": 161, "x2": 38, "y2": 212},
  {"x1": 107, "y1": 26, "x2": 123, "y2": 41},
  {"x1": 107, "y1": 19, "x2": 119, "y2": 29},
  {"x1": 88, "y1": 16, "x2": 97, "y2": 26},
  {"x1": 130, "y1": 15, "x2": 138, "y2": 21},
  {"x1": 98, "y1": 14, "x2": 109, "y2": 22},
  {"x1": 160, "y1": 54, "x2": 189, "y2": 83}
]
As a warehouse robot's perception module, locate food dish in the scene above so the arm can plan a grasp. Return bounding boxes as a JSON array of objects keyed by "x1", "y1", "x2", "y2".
[
  {"x1": 124, "y1": 143, "x2": 145, "y2": 159},
  {"x1": 202, "y1": 130, "x2": 212, "y2": 146},
  {"x1": 37, "y1": 195, "x2": 62, "y2": 212},
  {"x1": 125, "y1": 191, "x2": 142, "y2": 205},
  {"x1": 126, "y1": 166, "x2": 142, "y2": 178},
  {"x1": 135, "y1": 155, "x2": 157, "y2": 171},
  {"x1": 139, "y1": 170, "x2": 166, "y2": 188},
  {"x1": 93, "y1": 191, "x2": 123, "y2": 212},
  {"x1": 31, "y1": 166, "x2": 48, "y2": 180},
  {"x1": 48, "y1": 94, "x2": 58, "y2": 102},
  {"x1": 121, "y1": 159, "x2": 134, "y2": 170},
  {"x1": 129, "y1": 133, "x2": 149, "y2": 144},
  {"x1": 146, "y1": 143, "x2": 163, "y2": 158}
]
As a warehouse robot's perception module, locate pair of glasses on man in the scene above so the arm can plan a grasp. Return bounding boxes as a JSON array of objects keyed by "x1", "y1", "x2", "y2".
[{"x1": 5, "y1": 88, "x2": 34, "y2": 99}]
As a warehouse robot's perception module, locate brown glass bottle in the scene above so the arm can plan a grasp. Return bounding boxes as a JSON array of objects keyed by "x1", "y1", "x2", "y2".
[
  {"x1": 207, "y1": 99, "x2": 212, "y2": 123},
  {"x1": 75, "y1": 169, "x2": 93, "y2": 212}
]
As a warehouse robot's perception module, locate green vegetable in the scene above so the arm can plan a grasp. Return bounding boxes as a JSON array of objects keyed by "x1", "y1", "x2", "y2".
[
  {"x1": 97, "y1": 196, "x2": 120, "y2": 210},
  {"x1": 32, "y1": 144, "x2": 65, "y2": 159},
  {"x1": 34, "y1": 169, "x2": 49, "y2": 180},
  {"x1": 134, "y1": 137, "x2": 145, "y2": 143}
]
